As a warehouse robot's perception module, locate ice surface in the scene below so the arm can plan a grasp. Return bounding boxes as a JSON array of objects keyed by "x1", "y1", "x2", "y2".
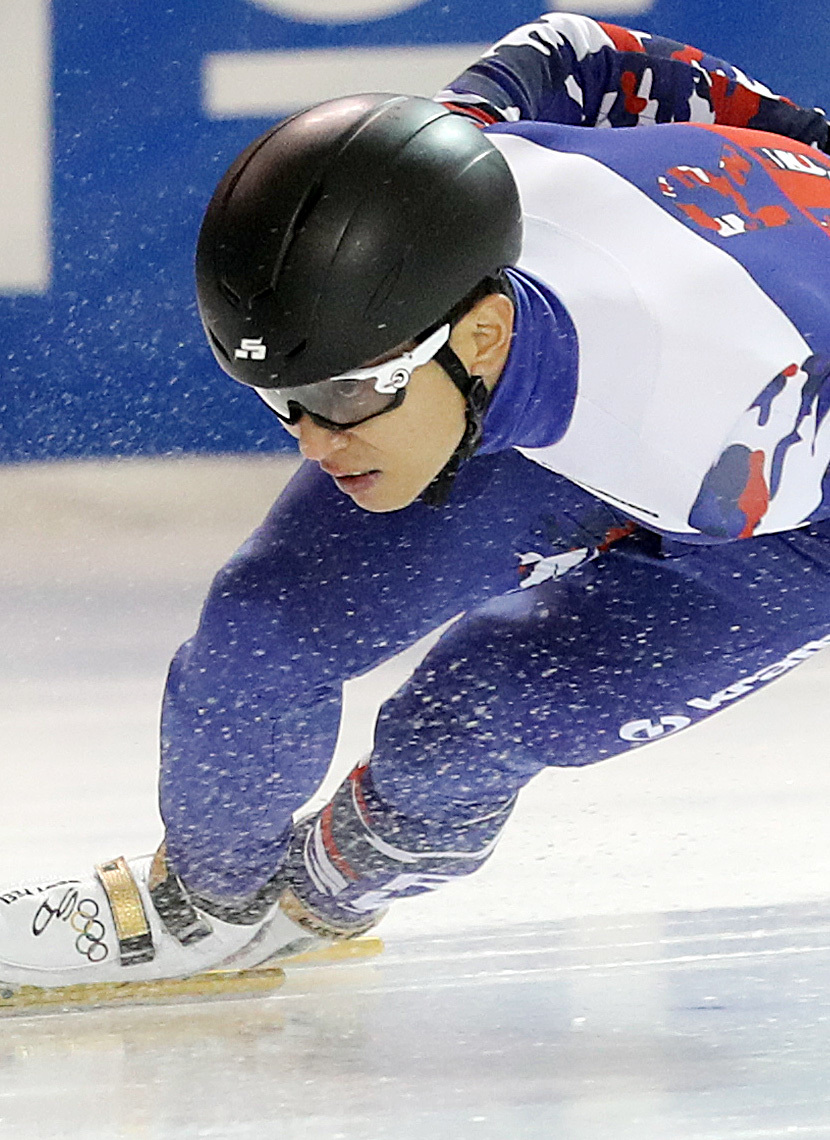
[
  {"x1": 3, "y1": 905, "x2": 830, "y2": 1140},
  {"x1": 1, "y1": 456, "x2": 830, "y2": 1139}
]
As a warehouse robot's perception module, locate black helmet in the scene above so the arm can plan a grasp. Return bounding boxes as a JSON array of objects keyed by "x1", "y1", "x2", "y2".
[{"x1": 195, "y1": 93, "x2": 522, "y2": 390}]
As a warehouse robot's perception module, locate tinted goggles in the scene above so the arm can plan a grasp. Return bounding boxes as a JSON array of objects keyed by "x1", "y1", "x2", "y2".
[{"x1": 255, "y1": 323, "x2": 451, "y2": 430}]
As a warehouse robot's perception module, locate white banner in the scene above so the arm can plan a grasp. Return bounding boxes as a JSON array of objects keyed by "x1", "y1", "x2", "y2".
[
  {"x1": 246, "y1": 0, "x2": 426, "y2": 20},
  {"x1": 204, "y1": 43, "x2": 488, "y2": 118},
  {"x1": 549, "y1": 0, "x2": 657, "y2": 14},
  {"x1": 0, "y1": 0, "x2": 51, "y2": 294}
]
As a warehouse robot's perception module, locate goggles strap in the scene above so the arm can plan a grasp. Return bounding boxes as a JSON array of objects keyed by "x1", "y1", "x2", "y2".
[
  {"x1": 420, "y1": 343, "x2": 491, "y2": 508},
  {"x1": 432, "y1": 342, "x2": 475, "y2": 399}
]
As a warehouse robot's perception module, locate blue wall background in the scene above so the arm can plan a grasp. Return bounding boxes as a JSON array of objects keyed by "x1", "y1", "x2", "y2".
[{"x1": 2, "y1": 0, "x2": 828, "y2": 462}]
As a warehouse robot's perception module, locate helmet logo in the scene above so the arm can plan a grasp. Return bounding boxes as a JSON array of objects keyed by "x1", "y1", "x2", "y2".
[
  {"x1": 374, "y1": 367, "x2": 410, "y2": 395},
  {"x1": 235, "y1": 338, "x2": 267, "y2": 361}
]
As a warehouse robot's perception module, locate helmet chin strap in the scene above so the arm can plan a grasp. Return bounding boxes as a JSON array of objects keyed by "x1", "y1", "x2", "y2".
[{"x1": 420, "y1": 343, "x2": 491, "y2": 508}]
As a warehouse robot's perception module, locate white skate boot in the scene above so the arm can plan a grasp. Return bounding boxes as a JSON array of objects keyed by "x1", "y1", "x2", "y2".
[{"x1": 0, "y1": 846, "x2": 376, "y2": 1007}]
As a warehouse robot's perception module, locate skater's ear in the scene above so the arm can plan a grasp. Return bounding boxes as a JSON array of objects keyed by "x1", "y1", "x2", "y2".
[{"x1": 448, "y1": 292, "x2": 514, "y2": 392}]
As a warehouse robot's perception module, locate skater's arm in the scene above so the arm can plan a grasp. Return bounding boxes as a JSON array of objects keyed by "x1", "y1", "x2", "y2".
[
  {"x1": 156, "y1": 458, "x2": 527, "y2": 901},
  {"x1": 438, "y1": 12, "x2": 830, "y2": 150}
]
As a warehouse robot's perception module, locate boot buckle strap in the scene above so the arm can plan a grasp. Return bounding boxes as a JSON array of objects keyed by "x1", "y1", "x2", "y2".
[{"x1": 96, "y1": 857, "x2": 155, "y2": 966}]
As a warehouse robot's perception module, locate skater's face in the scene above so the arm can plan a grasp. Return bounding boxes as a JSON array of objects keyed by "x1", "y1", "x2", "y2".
[{"x1": 281, "y1": 293, "x2": 514, "y2": 512}]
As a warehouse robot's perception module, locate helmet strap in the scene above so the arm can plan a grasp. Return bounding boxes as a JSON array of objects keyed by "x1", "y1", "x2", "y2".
[{"x1": 420, "y1": 343, "x2": 491, "y2": 508}]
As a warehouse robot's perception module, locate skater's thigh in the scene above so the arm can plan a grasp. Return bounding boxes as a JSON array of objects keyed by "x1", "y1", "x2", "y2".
[{"x1": 371, "y1": 523, "x2": 830, "y2": 812}]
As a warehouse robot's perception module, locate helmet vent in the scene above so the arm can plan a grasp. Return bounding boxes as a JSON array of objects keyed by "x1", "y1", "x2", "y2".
[
  {"x1": 218, "y1": 278, "x2": 242, "y2": 307},
  {"x1": 285, "y1": 339, "x2": 307, "y2": 362},
  {"x1": 208, "y1": 329, "x2": 231, "y2": 362},
  {"x1": 248, "y1": 287, "x2": 274, "y2": 310},
  {"x1": 292, "y1": 184, "x2": 324, "y2": 236}
]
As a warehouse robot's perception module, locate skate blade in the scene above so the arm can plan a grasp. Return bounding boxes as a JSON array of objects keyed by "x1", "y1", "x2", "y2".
[
  {"x1": 0, "y1": 937, "x2": 383, "y2": 1015},
  {"x1": 278, "y1": 935, "x2": 384, "y2": 968},
  {"x1": 0, "y1": 965, "x2": 287, "y2": 1014}
]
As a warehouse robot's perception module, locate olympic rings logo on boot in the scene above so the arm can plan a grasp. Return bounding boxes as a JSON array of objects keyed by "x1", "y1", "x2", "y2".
[
  {"x1": 31, "y1": 887, "x2": 110, "y2": 962},
  {"x1": 70, "y1": 898, "x2": 109, "y2": 962}
]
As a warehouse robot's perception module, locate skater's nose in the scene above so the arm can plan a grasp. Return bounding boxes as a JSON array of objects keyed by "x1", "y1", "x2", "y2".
[{"x1": 294, "y1": 415, "x2": 349, "y2": 463}]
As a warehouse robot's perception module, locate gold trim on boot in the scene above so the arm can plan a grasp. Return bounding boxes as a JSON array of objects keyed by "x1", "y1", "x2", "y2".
[{"x1": 96, "y1": 857, "x2": 155, "y2": 966}]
